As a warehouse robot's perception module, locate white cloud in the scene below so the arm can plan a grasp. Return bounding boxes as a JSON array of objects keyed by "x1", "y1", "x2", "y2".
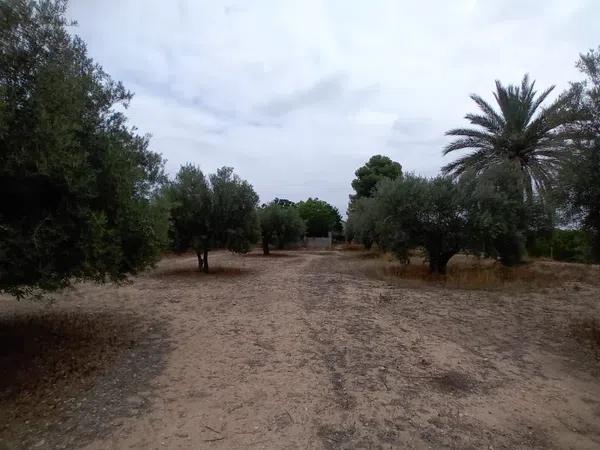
[{"x1": 68, "y1": 0, "x2": 599, "y2": 214}]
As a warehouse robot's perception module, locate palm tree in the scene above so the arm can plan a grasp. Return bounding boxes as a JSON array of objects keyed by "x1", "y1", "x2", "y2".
[{"x1": 442, "y1": 74, "x2": 576, "y2": 196}]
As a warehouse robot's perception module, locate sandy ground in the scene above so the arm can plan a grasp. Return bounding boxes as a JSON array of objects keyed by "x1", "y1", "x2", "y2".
[{"x1": 1, "y1": 250, "x2": 600, "y2": 449}]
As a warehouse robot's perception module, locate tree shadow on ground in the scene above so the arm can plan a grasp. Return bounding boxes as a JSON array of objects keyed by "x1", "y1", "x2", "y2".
[
  {"x1": 0, "y1": 310, "x2": 170, "y2": 449},
  {"x1": 155, "y1": 265, "x2": 254, "y2": 280},
  {"x1": 242, "y1": 252, "x2": 298, "y2": 258}
]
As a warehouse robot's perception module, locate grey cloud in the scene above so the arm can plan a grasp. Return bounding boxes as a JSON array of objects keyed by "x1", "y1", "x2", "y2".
[
  {"x1": 66, "y1": 0, "x2": 599, "y2": 216},
  {"x1": 258, "y1": 73, "x2": 348, "y2": 117},
  {"x1": 127, "y1": 73, "x2": 281, "y2": 133},
  {"x1": 387, "y1": 136, "x2": 447, "y2": 148},
  {"x1": 392, "y1": 118, "x2": 433, "y2": 136}
]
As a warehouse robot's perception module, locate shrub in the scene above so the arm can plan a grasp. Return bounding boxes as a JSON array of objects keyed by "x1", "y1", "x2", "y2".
[{"x1": 528, "y1": 229, "x2": 593, "y2": 263}]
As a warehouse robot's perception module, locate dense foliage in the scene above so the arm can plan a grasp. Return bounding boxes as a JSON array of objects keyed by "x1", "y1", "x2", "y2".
[
  {"x1": 296, "y1": 198, "x2": 342, "y2": 237},
  {"x1": 352, "y1": 175, "x2": 468, "y2": 273},
  {"x1": 528, "y1": 229, "x2": 592, "y2": 263},
  {"x1": 345, "y1": 197, "x2": 377, "y2": 249},
  {"x1": 558, "y1": 47, "x2": 600, "y2": 262},
  {"x1": 0, "y1": 0, "x2": 169, "y2": 297},
  {"x1": 350, "y1": 155, "x2": 402, "y2": 200},
  {"x1": 168, "y1": 165, "x2": 259, "y2": 272},
  {"x1": 347, "y1": 163, "x2": 558, "y2": 271},
  {"x1": 459, "y1": 164, "x2": 546, "y2": 266},
  {"x1": 258, "y1": 201, "x2": 305, "y2": 255}
]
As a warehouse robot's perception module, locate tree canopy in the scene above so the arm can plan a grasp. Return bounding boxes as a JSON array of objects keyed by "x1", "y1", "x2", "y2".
[
  {"x1": 345, "y1": 196, "x2": 377, "y2": 249},
  {"x1": 458, "y1": 164, "x2": 532, "y2": 265},
  {"x1": 350, "y1": 155, "x2": 402, "y2": 200},
  {"x1": 0, "y1": 0, "x2": 169, "y2": 297},
  {"x1": 258, "y1": 201, "x2": 305, "y2": 255},
  {"x1": 270, "y1": 198, "x2": 296, "y2": 209},
  {"x1": 558, "y1": 47, "x2": 600, "y2": 261},
  {"x1": 361, "y1": 175, "x2": 468, "y2": 274},
  {"x1": 296, "y1": 198, "x2": 342, "y2": 237},
  {"x1": 168, "y1": 165, "x2": 259, "y2": 272}
]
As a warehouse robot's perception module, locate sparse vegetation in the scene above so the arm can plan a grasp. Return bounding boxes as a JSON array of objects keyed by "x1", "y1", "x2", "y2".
[
  {"x1": 1, "y1": 1, "x2": 600, "y2": 449},
  {"x1": 342, "y1": 250, "x2": 600, "y2": 291}
]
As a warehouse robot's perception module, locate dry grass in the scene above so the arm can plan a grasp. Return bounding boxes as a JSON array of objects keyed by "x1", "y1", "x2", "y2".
[
  {"x1": 337, "y1": 243, "x2": 364, "y2": 252},
  {"x1": 346, "y1": 252, "x2": 600, "y2": 291}
]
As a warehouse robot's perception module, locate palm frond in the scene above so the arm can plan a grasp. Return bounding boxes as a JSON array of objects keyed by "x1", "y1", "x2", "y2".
[
  {"x1": 442, "y1": 74, "x2": 577, "y2": 198},
  {"x1": 526, "y1": 85, "x2": 555, "y2": 123},
  {"x1": 464, "y1": 113, "x2": 503, "y2": 133},
  {"x1": 493, "y1": 80, "x2": 512, "y2": 122},
  {"x1": 441, "y1": 150, "x2": 501, "y2": 176},
  {"x1": 445, "y1": 127, "x2": 496, "y2": 141},
  {"x1": 442, "y1": 137, "x2": 493, "y2": 155},
  {"x1": 470, "y1": 94, "x2": 505, "y2": 128}
]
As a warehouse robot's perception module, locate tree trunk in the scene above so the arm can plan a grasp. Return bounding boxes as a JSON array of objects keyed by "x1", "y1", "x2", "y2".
[
  {"x1": 276, "y1": 234, "x2": 285, "y2": 250},
  {"x1": 196, "y1": 250, "x2": 203, "y2": 271},
  {"x1": 496, "y1": 235, "x2": 523, "y2": 266},
  {"x1": 428, "y1": 252, "x2": 452, "y2": 275},
  {"x1": 263, "y1": 239, "x2": 270, "y2": 255},
  {"x1": 202, "y1": 248, "x2": 209, "y2": 273}
]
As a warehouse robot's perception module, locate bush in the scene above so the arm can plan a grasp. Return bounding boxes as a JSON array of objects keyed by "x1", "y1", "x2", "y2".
[{"x1": 528, "y1": 229, "x2": 593, "y2": 263}]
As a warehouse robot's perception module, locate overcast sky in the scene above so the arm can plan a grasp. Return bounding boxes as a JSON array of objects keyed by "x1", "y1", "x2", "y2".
[{"x1": 67, "y1": 0, "x2": 599, "y2": 214}]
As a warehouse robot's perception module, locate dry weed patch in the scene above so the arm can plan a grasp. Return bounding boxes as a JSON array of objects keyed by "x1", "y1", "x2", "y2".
[{"x1": 348, "y1": 252, "x2": 600, "y2": 290}]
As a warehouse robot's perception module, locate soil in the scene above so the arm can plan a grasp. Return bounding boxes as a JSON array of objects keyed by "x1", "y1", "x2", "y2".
[{"x1": 1, "y1": 250, "x2": 600, "y2": 449}]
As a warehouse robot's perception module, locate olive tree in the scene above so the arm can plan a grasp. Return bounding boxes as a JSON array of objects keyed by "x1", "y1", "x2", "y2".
[
  {"x1": 167, "y1": 165, "x2": 212, "y2": 270},
  {"x1": 0, "y1": 0, "x2": 169, "y2": 297},
  {"x1": 258, "y1": 201, "x2": 305, "y2": 255},
  {"x1": 168, "y1": 165, "x2": 259, "y2": 272},
  {"x1": 345, "y1": 197, "x2": 378, "y2": 249},
  {"x1": 459, "y1": 164, "x2": 532, "y2": 266},
  {"x1": 372, "y1": 175, "x2": 468, "y2": 274}
]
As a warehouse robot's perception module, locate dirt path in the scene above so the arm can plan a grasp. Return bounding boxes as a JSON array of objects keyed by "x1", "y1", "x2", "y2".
[
  {"x1": 1, "y1": 251, "x2": 600, "y2": 449},
  {"x1": 91, "y1": 251, "x2": 329, "y2": 449}
]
